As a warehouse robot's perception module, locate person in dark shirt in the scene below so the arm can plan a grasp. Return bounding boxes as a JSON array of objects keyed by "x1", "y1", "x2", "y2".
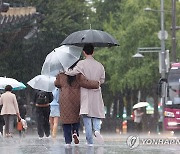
[{"x1": 34, "y1": 90, "x2": 53, "y2": 139}]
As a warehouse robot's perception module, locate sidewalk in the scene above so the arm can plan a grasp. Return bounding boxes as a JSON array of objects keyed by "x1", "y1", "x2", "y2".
[{"x1": 0, "y1": 131, "x2": 180, "y2": 154}]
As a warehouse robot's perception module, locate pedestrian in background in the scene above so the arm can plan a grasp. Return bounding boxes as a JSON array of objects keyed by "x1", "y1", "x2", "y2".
[
  {"x1": 55, "y1": 61, "x2": 99, "y2": 147},
  {"x1": 65, "y1": 44, "x2": 105, "y2": 145},
  {"x1": 0, "y1": 94, "x2": 5, "y2": 136},
  {"x1": 0, "y1": 85, "x2": 21, "y2": 137},
  {"x1": 49, "y1": 87, "x2": 60, "y2": 138},
  {"x1": 34, "y1": 90, "x2": 53, "y2": 139},
  {"x1": 134, "y1": 107, "x2": 144, "y2": 132}
]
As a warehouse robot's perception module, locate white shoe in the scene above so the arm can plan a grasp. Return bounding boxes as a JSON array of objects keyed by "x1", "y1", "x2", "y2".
[
  {"x1": 45, "y1": 135, "x2": 51, "y2": 139},
  {"x1": 72, "y1": 133, "x2": 79, "y2": 144},
  {"x1": 94, "y1": 131, "x2": 104, "y2": 144},
  {"x1": 85, "y1": 143, "x2": 94, "y2": 146},
  {"x1": 87, "y1": 144, "x2": 94, "y2": 147},
  {"x1": 39, "y1": 137, "x2": 43, "y2": 140},
  {"x1": 64, "y1": 144, "x2": 71, "y2": 148}
]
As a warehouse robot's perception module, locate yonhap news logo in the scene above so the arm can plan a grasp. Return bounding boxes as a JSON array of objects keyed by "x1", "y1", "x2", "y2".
[
  {"x1": 126, "y1": 135, "x2": 180, "y2": 149},
  {"x1": 126, "y1": 135, "x2": 140, "y2": 149}
]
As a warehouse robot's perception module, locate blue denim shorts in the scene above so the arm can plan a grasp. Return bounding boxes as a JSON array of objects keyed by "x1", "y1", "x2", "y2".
[{"x1": 50, "y1": 105, "x2": 60, "y2": 117}]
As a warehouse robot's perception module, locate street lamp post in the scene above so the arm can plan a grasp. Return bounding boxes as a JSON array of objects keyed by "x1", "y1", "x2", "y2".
[
  {"x1": 171, "y1": 0, "x2": 176, "y2": 62},
  {"x1": 132, "y1": 47, "x2": 169, "y2": 73},
  {"x1": 132, "y1": 47, "x2": 162, "y2": 72},
  {"x1": 143, "y1": 0, "x2": 167, "y2": 131},
  {"x1": 160, "y1": 0, "x2": 167, "y2": 132},
  {"x1": 160, "y1": 0, "x2": 166, "y2": 79}
]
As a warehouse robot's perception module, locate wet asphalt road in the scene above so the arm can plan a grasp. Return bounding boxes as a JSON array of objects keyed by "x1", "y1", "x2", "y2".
[{"x1": 0, "y1": 132, "x2": 180, "y2": 154}]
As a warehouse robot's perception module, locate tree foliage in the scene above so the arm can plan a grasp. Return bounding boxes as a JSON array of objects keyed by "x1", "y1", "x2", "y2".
[
  {"x1": 0, "y1": 0, "x2": 91, "y2": 82},
  {"x1": 1, "y1": 0, "x2": 180, "y2": 118}
]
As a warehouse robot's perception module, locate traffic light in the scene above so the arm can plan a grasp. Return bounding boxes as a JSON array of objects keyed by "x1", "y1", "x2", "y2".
[{"x1": 0, "y1": 2, "x2": 10, "y2": 12}]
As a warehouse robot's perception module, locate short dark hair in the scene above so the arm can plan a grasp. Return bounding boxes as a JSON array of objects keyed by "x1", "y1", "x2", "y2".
[
  {"x1": 83, "y1": 44, "x2": 94, "y2": 55},
  {"x1": 5, "y1": 85, "x2": 12, "y2": 91}
]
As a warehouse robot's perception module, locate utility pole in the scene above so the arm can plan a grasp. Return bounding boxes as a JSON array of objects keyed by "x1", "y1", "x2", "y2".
[
  {"x1": 171, "y1": 0, "x2": 176, "y2": 62},
  {"x1": 160, "y1": 0, "x2": 167, "y2": 132}
]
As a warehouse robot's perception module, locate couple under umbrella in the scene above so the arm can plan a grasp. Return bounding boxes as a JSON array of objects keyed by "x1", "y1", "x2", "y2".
[
  {"x1": 56, "y1": 30, "x2": 118, "y2": 146},
  {"x1": 28, "y1": 29, "x2": 119, "y2": 145}
]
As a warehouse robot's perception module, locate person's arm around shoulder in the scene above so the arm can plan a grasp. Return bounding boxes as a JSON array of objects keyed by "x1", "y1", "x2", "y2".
[
  {"x1": 77, "y1": 74, "x2": 99, "y2": 89},
  {"x1": 65, "y1": 61, "x2": 84, "y2": 76}
]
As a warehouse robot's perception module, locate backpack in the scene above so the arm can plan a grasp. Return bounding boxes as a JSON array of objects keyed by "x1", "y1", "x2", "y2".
[{"x1": 36, "y1": 91, "x2": 49, "y2": 104}]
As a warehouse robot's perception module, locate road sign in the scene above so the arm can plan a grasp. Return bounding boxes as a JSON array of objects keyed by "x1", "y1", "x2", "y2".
[{"x1": 158, "y1": 30, "x2": 168, "y2": 40}]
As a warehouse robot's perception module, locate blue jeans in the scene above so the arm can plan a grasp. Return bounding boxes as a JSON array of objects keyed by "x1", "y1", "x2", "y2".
[
  {"x1": 62, "y1": 123, "x2": 80, "y2": 144},
  {"x1": 82, "y1": 115, "x2": 101, "y2": 144}
]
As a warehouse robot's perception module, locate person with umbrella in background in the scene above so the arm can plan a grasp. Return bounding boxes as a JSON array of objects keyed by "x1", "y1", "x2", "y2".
[
  {"x1": 49, "y1": 87, "x2": 60, "y2": 138},
  {"x1": 133, "y1": 101, "x2": 149, "y2": 133},
  {"x1": 65, "y1": 44, "x2": 105, "y2": 145},
  {"x1": 133, "y1": 107, "x2": 144, "y2": 133},
  {"x1": 55, "y1": 61, "x2": 99, "y2": 147},
  {"x1": 0, "y1": 85, "x2": 21, "y2": 137},
  {"x1": 33, "y1": 89, "x2": 53, "y2": 139}
]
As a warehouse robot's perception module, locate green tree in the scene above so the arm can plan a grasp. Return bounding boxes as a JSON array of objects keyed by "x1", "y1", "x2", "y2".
[
  {"x1": 0, "y1": 0, "x2": 91, "y2": 82},
  {"x1": 93, "y1": 0, "x2": 176, "y2": 126}
]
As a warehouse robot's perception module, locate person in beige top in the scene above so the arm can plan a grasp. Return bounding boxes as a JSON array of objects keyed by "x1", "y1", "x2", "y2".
[
  {"x1": 65, "y1": 44, "x2": 105, "y2": 145},
  {"x1": 0, "y1": 85, "x2": 21, "y2": 137}
]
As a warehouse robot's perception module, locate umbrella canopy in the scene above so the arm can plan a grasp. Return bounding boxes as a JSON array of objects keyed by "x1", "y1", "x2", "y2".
[
  {"x1": 41, "y1": 50, "x2": 64, "y2": 77},
  {"x1": 0, "y1": 77, "x2": 26, "y2": 90},
  {"x1": 60, "y1": 29, "x2": 119, "y2": 47},
  {"x1": 27, "y1": 75, "x2": 56, "y2": 92},
  {"x1": 41, "y1": 45, "x2": 82, "y2": 76},
  {"x1": 13, "y1": 82, "x2": 26, "y2": 90},
  {"x1": 133, "y1": 102, "x2": 149, "y2": 109}
]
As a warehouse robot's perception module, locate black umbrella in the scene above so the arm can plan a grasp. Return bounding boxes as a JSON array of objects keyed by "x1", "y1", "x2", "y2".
[{"x1": 60, "y1": 29, "x2": 119, "y2": 47}]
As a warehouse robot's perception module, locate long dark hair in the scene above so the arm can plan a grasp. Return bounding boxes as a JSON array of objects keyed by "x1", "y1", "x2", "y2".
[{"x1": 67, "y1": 60, "x2": 79, "y2": 86}]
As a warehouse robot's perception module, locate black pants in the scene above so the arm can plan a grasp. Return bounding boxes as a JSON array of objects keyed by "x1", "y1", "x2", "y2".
[
  {"x1": 134, "y1": 122, "x2": 142, "y2": 132},
  {"x1": 36, "y1": 106, "x2": 50, "y2": 137},
  {"x1": 0, "y1": 105, "x2": 4, "y2": 134},
  {"x1": 0, "y1": 115, "x2": 4, "y2": 134},
  {"x1": 62, "y1": 123, "x2": 80, "y2": 144}
]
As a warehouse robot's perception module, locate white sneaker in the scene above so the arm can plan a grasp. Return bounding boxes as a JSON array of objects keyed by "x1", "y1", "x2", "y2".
[
  {"x1": 87, "y1": 144, "x2": 94, "y2": 147},
  {"x1": 39, "y1": 137, "x2": 43, "y2": 140},
  {"x1": 72, "y1": 133, "x2": 79, "y2": 144},
  {"x1": 45, "y1": 135, "x2": 51, "y2": 139},
  {"x1": 64, "y1": 144, "x2": 71, "y2": 148},
  {"x1": 85, "y1": 143, "x2": 94, "y2": 146},
  {"x1": 94, "y1": 131, "x2": 104, "y2": 144}
]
